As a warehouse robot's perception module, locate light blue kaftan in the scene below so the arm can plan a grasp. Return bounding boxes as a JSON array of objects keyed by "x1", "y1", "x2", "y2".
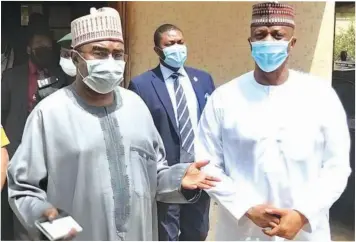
[{"x1": 7, "y1": 84, "x2": 199, "y2": 240}]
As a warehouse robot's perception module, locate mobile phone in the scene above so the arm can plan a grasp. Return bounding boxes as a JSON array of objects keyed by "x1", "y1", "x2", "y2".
[{"x1": 35, "y1": 212, "x2": 82, "y2": 241}]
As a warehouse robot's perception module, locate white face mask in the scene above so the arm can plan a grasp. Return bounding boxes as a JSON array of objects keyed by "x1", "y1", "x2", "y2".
[
  {"x1": 59, "y1": 57, "x2": 77, "y2": 77},
  {"x1": 77, "y1": 54, "x2": 125, "y2": 94}
]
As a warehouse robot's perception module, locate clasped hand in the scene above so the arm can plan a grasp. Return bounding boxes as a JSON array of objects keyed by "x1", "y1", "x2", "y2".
[
  {"x1": 247, "y1": 205, "x2": 308, "y2": 240},
  {"x1": 263, "y1": 208, "x2": 308, "y2": 240}
]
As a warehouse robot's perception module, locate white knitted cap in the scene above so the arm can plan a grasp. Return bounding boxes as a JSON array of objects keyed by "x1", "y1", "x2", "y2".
[{"x1": 71, "y1": 7, "x2": 123, "y2": 48}]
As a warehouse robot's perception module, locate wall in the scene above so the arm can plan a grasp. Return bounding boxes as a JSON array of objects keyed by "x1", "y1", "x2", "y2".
[{"x1": 127, "y1": 1, "x2": 335, "y2": 86}]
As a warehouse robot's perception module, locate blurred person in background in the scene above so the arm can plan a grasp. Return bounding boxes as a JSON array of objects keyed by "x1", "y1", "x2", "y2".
[
  {"x1": 15, "y1": 12, "x2": 53, "y2": 66},
  {"x1": 1, "y1": 26, "x2": 66, "y2": 241},
  {"x1": 27, "y1": 12, "x2": 61, "y2": 68},
  {"x1": 35, "y1": 33, "x2": 73, "y2": 104},
  {"x1": 1, "y1": 12, "x2": 65, "y2": 241},
  {"x1": 58, "y1": 33, "x2": 76, "y2": 80},
  {"x1": 1, "y1": 28, "x2": 65, "y2": 157}
]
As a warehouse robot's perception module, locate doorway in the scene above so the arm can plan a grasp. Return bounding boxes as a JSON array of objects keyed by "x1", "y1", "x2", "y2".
[
  {"x1": 330, "y1": 1, "x2": 355, "y2": 241},
  {"x1": 1, "y1": 1, "x2": 109, "y2": 67}
]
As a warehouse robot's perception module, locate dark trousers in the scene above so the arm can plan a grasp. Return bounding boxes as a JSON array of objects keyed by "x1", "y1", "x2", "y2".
[
  {"x1": 157, "y1": 191, "x2": 210, "y2": 241},
  {"x1": 1, "y1": 182, "x2": 32, "y2": 241},
  {"x1": 1, "y1": 182, "x2": 14, "y2": 240}
]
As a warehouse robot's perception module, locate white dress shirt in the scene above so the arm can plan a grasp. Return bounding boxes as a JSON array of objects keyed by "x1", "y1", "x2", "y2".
[
  {"x1": 160, "y1": 64, "x2": 198, "y2": 131},
  {"x1": 195, "y1": 70, "x2": 351, "y2": 241}
]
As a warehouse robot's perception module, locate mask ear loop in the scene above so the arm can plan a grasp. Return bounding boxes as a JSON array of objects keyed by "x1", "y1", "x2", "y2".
[
  {"x1": 73, "y1": 50, "x2": 87, "y2": 79},
  {"x1": 288, "y1": 36, "x2": 295, "y2": 44},
  {"x1": 155, "y1": 46, "x2": 166, "y2": 62},
  {"x1": 286, "y1": 36, "x2": 295, "y2": 53}
]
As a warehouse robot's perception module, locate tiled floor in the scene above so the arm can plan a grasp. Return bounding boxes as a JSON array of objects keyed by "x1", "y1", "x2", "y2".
[{"x1": 207, "y1": 203, "x2": 355, "y2": 241}]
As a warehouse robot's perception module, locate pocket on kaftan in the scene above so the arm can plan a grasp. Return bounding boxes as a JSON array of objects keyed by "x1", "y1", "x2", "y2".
[{"x1": 130, "y1": 146, "x2": 157, "y2": 198}]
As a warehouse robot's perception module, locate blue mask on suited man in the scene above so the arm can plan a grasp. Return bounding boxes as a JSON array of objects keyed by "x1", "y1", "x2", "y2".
[
  {"x1": 162, "y1": 44, "x2": 187, "y2": 68},
  {"x1": 251, "y1": 38, "x2": 293, "y2": 73}
]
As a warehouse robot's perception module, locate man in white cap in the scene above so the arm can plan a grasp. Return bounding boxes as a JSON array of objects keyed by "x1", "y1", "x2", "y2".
[
  {"x1": 196, "y1": 2, "x2": 351, "y2": 241},
  {"x1": 7, "y1": 7, "x2": 219, "y2": 240}
]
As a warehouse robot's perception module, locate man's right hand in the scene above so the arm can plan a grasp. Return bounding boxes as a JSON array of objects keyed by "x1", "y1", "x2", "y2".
[
  {"x1": 42, "y1": 208, "x2": 77, "y2": 240},
  {"x1": 245, "y1": 204, "x2": 280, "y2": 228}
]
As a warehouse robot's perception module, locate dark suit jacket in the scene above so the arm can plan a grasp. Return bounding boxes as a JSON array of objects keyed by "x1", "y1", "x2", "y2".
[
  {"x1": 1, "y1": 64, "x2": 68, "y2": 157},
  {"x1": 128, "y1": 65, "x2": 215, "y2": 166}
]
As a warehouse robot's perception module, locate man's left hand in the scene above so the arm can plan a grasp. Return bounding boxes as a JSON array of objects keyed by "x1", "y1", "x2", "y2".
[
  {"x1": 262, "y1": 208, "x2": 308, "y2": 240},
  {"x1": 181, "y1": 160, "x2": 221, "y2": 190}
]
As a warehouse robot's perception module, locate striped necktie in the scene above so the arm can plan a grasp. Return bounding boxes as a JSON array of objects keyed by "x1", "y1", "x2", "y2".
[{"x1": 171, "y1": 72, "x2": 195, "y2": 158}]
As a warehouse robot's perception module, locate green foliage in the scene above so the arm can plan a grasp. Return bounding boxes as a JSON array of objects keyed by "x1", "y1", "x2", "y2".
[{"x1": 334, "y1": 21, "x2": 355, "y2": 61}]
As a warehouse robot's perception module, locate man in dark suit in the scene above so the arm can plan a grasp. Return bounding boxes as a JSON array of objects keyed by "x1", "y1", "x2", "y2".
[
  {"x1": 1, "y1": 28, "x2": 67, "y2": 241},
  {"x1": 129, "y1": 24, "x2": 215, "y2": 241}
]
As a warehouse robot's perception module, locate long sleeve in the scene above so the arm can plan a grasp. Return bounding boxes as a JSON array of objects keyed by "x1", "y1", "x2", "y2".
[
  {"x1": 195, "y1": 92, "x2": 262, "y2": 222},
  {"x1": 293, "y1": 87, "x2": 351, "y2": 232},
  {"x1": 131, "y1": 88, "x2": 200, "y2": 204},
  {"x1": 153, "y1": 124, "x2": 200, "y2": 203},
  {"x1": 7, "y1": 108, "x2": 53, "y2": 234}
]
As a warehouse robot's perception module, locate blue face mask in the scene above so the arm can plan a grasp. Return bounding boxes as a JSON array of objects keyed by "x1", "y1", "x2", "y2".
[
  {"x1": 161, "y1": 44, "x2": 187, "y2": 68},
  {"x1": 251, "y1": 39, "x2": 292, "y2": 73}
]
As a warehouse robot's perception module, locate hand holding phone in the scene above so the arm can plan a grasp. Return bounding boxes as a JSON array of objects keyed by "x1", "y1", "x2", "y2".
[
  {"x1": 35, "y1": 207, "x2": 82, "y2": 241},
  {"x1": 43, "y1": 207, "x2": 60, "y2": 221}
]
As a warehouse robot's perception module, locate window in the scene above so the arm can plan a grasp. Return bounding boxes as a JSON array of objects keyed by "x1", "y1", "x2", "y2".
[
  {"x1": 20, "y1": 5, "x2": 29, "y2": 26},
  {"x1": 20, "y1": 4, "x2": 43, "y2": 26}
]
